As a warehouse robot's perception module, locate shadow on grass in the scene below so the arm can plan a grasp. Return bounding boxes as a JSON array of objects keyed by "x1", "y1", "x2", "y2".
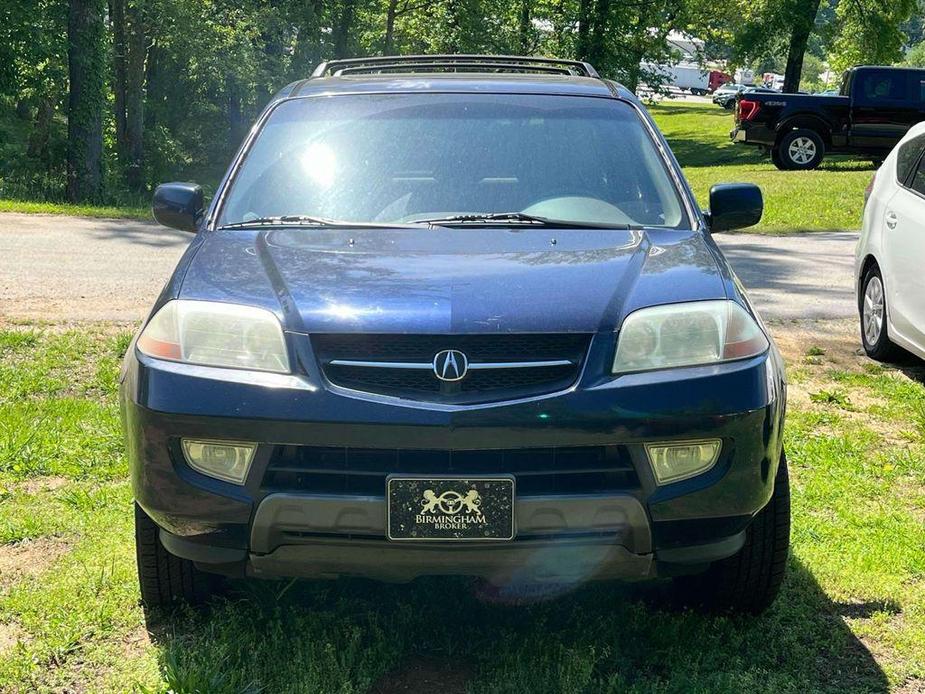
[
  {"x1": 666, "y1": 136, "x2": 883, "y2": 171},
  {"x1": 143, "y1": 557, "x2": 888, "y2": 693},
  {"x1": 889, "y1": 353, "x2": 925, "y2": 385},
  {"x1": 663, "y1": 136, "x2": 761, "y2": 168}
]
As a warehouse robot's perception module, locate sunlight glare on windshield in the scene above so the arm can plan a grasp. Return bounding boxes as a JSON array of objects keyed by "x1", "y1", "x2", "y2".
[{"x1": 301, "y1": 142, "x2": 338, "y2": 189}]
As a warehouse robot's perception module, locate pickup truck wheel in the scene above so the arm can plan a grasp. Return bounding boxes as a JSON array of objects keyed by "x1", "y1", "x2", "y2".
[
  {"x1": 671, "y1": 451, "x2": 790, "y2": 614},
  {"x1": 777, "y1": 129, "x2": 825, "y2": 170},
  {"x1": 135, "y1": 503, "x2": 218, "y2": 608},
  {"x1": 860, "y1": 264, "x2": 902, "y2": 361},
  {"x1": 770, "y1": 146, "x2": 790, "y2": 170}
]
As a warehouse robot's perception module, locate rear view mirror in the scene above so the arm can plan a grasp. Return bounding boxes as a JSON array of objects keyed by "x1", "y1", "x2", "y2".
[
  {"x1": 706, "y1": 183, "x2": 763, "y2": 232},
  {"x1": 152, "y1": 182, "x2": 204, "y2": 232}
]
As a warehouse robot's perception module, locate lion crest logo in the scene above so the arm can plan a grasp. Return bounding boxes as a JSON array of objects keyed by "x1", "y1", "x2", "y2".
[{"x1": 421, "y1": 488, "x2": 482, "y2": 515}]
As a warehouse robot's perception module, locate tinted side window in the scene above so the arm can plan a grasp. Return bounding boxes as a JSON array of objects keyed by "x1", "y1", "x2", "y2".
[
  {"x1": 917, "y1": 75, "x2": 925, "y2": 103},
  {"x1": 911, "y1": 154, "x2": 925, "y2": 197},
  {"x1": 858, "y1": 70, "x2": 907, "y2": 102},
  {"x1": 897, "y1": 134, "x2": 925, "y2": 184}
]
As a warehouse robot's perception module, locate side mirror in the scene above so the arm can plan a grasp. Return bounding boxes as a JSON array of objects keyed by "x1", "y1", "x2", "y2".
[
  {"x1": 706, "y1": 183, "x2": 763, "y2": 232},
  {"x1": 152, "y1": 182, "x2": 204, "y2": 232}
]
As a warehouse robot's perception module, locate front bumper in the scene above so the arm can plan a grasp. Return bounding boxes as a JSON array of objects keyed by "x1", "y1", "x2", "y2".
[{"x1": 121, "y1": 340, "x2": 786, "y2": 584}]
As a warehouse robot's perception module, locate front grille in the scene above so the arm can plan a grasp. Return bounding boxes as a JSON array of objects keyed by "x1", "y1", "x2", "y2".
[
  {"x1": 261, "y1": 445, "x2": 639, "y2": 496},
  {"x1": 313, "y1": 333, "x2": 591, "y2": 404}
]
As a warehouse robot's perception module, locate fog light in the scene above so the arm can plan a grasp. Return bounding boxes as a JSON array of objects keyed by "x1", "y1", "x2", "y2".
[
  {"x1": 181, "y1": 439, "x2": 256, "y2": 484},
  {"x1": 645, "y1": 439, "x2": 721, "y2": 484}
]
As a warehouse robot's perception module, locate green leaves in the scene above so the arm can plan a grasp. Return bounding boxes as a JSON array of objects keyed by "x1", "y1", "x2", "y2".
[{"x1": 829, "y1": 0, "x2": 919, "y2": 74}]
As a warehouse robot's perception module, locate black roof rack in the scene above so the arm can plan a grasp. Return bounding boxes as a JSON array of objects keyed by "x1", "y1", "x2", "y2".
[{"x1": 311, "y1": 54, "x2": 600, "y2": 79}]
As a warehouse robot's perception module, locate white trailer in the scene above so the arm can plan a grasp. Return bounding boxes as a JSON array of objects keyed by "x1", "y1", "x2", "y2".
[
  {"x1": 668, "y1": 63, "x2": 711, "y2": 94},
  {"x1": 640, "y1": 62, "x2": 711, "y2": 95}
]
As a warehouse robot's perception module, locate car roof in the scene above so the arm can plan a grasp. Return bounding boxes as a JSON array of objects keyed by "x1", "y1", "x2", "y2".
[
  {"x1": 903, "y1": 120, "x2": 925, "y2": 141},
  {"x1": 849, "y1": 65, "x2": 925, "y2": 74},
  {"x1": 283, "y1": 73, "x2": 629, "y2": 100}
]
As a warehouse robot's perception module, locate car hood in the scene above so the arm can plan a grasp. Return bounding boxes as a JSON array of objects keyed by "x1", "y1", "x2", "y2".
[{"x1": 178, "y1": 227, "x2": 728, "y2": 333}]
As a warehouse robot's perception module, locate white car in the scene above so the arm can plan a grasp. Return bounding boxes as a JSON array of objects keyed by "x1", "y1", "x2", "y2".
[{"x1": 856, "y1": 121, "x2": 925, "y2": 361}]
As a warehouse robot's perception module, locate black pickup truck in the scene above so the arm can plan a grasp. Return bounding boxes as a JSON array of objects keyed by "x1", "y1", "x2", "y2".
[{"x1": 731, "y1": 65, "x2": 925, "y2": 169}]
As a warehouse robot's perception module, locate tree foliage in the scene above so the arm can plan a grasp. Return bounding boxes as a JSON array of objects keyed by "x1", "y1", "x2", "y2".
[
  {"x1": 0, "y1": 0, "x2": 921, "y2": 203},
  {"x1": 828, "y1": 0, "x2": 919, "y2": 74},
  {"x1": 904, "y1": 41, "x2": 925, "y2": 67}
]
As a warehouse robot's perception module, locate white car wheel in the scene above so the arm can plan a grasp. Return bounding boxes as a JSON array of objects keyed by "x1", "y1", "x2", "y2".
[
  {"x1": 859, "y1": 265, "x2": 901, "y2": 361},
  {"x1": 862, "y1": 275, "x2": 885, "y2": 345}
]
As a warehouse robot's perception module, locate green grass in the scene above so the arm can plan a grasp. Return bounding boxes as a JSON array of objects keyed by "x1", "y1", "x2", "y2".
[
  {"x1": 0, "y1": 198, "x2": 149, "y2": 220},
  {"x1": 0, "y1": 323, "x2": 923, "y2": 692},
  {"x1": 649, "y1": 101, "x2": 873, "y2": 232}
]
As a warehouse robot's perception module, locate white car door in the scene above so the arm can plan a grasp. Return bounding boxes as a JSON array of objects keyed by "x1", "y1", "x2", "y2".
[{"x1": 883, "y1": 152, "x2": 925, "y2": 348}]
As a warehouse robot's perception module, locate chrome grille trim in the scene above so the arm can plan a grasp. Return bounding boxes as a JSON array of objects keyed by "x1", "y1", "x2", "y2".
[
  {"x1": 313, "y1": 333, "x2": 592, "y2": 405},
  {"x1": 328, "y1": 360, "x2": 432, "y2": 369},
  {"x1": 328, "y1": 359, "x2": 574, "y2": 370}
]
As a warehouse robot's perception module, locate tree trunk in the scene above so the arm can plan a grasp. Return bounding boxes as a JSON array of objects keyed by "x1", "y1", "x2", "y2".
[
  {"x1": 67, "y1": 0, "x2": 106, "y2": 203},
  {"x1": 227, "y1": 76, "x2": 244, "y2": 149},
  {"x1": 291, "y1": 0, "x2": 323, "y2": 77},
  {"x1": 782, "y1": 0, "x2": 822, "y2": 93},
  {"x1": 15, "y1": 99, "x2": 31, "y2": 120},
  {"x1": 576, "y1": 0, "x2": 592, "y2": 60},
  {"x1": 27, "y1": 98, "x2": 55, "y2": 164},
  {"x1": 384, "y1": 0, "x2": 398, "y2": 54},
  {"x1": 333, "y1": 0, "x2": 356, "y2": 58},
  {"x1": 110, "y1": 0, "x2": 127, "y2": 153},
  {"x1": 124, "y1": 0, "x2": 145, "y2": 192},
  {"x1": 518, "y1": 0, "x2": 531, "y2": 54},
  {"x1": 144, "y1": 38, "x2": 160, "y2": 127},
  {"x1": 587, "y1": 0, "x2": 610, "y2": 67}
]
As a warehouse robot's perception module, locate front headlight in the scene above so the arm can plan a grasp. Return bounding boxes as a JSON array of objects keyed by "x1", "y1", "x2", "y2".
[
  {"x1": 613, "y1": 300, "x2": 768, "y2": 374},
  {"x1": 137, "y1": 300, "x2": 290, "y2": 373}
]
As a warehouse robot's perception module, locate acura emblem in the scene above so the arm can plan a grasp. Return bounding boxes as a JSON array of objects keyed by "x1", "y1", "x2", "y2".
[{"x1": 433, "y1": 349, "x2": 468, "y2": 382}]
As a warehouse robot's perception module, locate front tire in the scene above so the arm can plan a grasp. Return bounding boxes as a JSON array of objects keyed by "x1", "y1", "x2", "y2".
[
  {"x1": 775, "y1": 129, "x2": 825, "y2": 170},
  {"x1": 860, "y1": 264, "x2": 901, "y2": 361},
  {"x1": 672, "y1": 452, "x2": 790, "y2": 614},
  {"x1": 135, "y1": 503, "x2": 217, "y2": 607}
]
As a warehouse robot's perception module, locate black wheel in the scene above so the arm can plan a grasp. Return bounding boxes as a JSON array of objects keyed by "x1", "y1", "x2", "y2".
[
  {"x1": 770, "y1": 146, "x2": 790, "y2": 170},
  {"x1": 723, "y1": 100, "x2": 734, "y2": 110},
  {"x1": 859, "y1": 264, "x2": 902, "y2": 361},
  {"x1": 672, "y1": 452, "x2": 790, "y2": 614},
  {"x1": 776, "y1": 129, "x2": 825, "y2": 170},
  {"x1": 135, "y1": 503, "x2": 218, "y2": 607}
]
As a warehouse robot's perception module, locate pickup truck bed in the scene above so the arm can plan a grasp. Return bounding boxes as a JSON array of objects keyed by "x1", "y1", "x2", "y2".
[{"x1": 731, "y1": 66, "x2": 925, "y2": 170}]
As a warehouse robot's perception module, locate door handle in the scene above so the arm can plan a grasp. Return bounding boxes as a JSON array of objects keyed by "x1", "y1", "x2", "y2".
[{"x1": 885, "y1": 211, "x2": 898, "y2": 229}]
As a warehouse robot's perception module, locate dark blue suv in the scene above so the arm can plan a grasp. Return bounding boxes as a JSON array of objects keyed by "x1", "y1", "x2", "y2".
[{"x1": 122, "y1": 55, "x2": 788, "y2": 614}]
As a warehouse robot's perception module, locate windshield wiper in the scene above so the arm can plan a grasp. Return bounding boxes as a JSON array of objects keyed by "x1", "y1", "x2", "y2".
[
  {"x1": 216, "y1": 215, "x2": 422, "y2": 230},
  {"x1": 217, "y1": 212, "x2": 642, "y2": 231},
  {"x1": 410, "y1": 212, "x2": 637, "y2": 229}
]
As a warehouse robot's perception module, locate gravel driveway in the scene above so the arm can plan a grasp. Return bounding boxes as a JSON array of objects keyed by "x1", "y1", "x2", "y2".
[
  {"x1": 0, "y1": 213, "x2": 189, "y2": 321},
  {"x1": 0, "y1": 212, "x2": 858, "y2": 323},
  {"x1": 715, "y1": 231, "x2": 858, "y2": 320}
]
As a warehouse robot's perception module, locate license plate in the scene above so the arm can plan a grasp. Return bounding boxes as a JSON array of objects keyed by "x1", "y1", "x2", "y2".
[{"x1": 387, "y1": 476, "x2": 515, "y2": 541}]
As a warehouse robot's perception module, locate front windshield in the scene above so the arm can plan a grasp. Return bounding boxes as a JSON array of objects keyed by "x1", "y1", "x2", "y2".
[{"x1": 217, "y1": 93, "x2": 686, "y2": 229}]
